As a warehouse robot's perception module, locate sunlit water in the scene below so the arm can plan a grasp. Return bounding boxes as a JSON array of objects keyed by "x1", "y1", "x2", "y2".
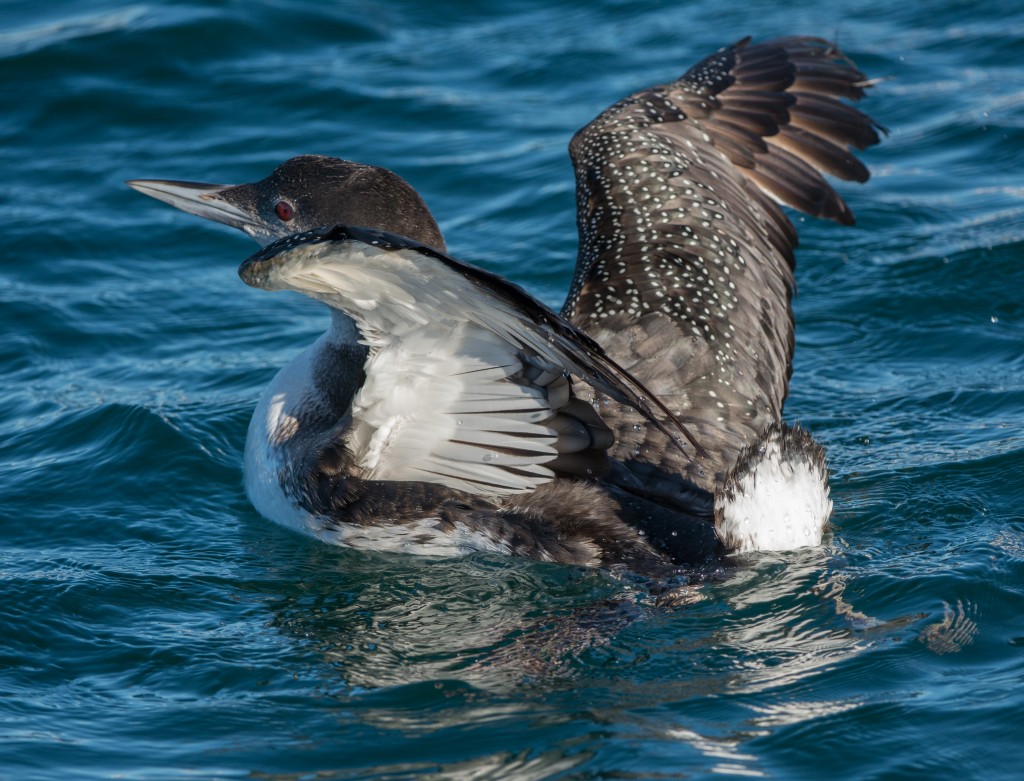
[{"x1": 2, "y1": 1, "x2": 1023, "y2": 779}]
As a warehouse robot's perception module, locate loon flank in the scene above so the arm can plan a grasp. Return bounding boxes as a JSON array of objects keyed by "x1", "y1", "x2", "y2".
[{"x1": 127, "y1": 36, "x2": 882, "y2": 571}]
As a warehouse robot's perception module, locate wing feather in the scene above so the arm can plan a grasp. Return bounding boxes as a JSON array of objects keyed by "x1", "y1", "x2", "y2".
[
  {"x1": 564, "y1": 36, "x2": 883, "y2": 496},
  {"x1": 244, "y1": 229, "x2": 705, "y2": 497}
]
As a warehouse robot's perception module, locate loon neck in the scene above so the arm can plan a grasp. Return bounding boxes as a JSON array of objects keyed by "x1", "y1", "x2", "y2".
[
  {"x1": 250, "y1": 307, "x2": 367, "y2": 463},
  {"x1": 327, "y1": 307, "x2": 362, "y2": 347}
]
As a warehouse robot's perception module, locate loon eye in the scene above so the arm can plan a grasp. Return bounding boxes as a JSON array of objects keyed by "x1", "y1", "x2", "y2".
[{"x1": 274, "y1": 201, "x2": 294, "y2": 221}]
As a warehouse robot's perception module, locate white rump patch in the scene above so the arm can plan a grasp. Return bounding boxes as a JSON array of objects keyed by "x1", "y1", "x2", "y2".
[{"x1": 716, "y1": 425, "x2": 832, "y2": 553}]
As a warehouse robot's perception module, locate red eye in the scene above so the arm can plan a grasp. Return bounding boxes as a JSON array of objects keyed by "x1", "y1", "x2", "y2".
[{"x1": 275, "y1": 201, "x2": 294, "y2": 221}]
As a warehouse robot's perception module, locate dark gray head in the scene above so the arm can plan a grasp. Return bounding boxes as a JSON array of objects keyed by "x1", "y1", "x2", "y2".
[{"x1": 126, "y1": 154, "x2": 446, "y2": 251}]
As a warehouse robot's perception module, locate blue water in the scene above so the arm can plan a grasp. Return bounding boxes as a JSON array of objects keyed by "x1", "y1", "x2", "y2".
[{"x1": 3, "y1": 1, "x2": 1023, "y2": 778}]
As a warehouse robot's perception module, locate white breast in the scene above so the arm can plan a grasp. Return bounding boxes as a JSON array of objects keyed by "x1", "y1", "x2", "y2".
[{"x1": 243, "y1": 338, "x2": 325, "y2": 538}]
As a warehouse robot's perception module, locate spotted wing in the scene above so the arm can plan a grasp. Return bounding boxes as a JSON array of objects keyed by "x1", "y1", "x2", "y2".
[{"x1": 564, "y1": 36, "x2": 882, "y2": 496}]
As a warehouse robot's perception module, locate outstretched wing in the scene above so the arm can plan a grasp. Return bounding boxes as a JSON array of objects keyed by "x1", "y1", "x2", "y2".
[
  {"x1": 240, "y1": 226, "x2": 705, "y2": 498},
  {"x1": 564, "y1": 36, "x2": 882, "y2": 495}
]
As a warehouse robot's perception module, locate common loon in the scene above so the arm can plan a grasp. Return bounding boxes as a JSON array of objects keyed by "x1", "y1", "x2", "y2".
[{"x1": 127, "y1": 36, "x2": 881, "y2": 572}]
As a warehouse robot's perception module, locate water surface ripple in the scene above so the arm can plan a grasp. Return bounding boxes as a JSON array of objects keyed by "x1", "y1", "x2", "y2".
[{"x1": 2, "y1": 1, "x2": 1023, "y2": 779}]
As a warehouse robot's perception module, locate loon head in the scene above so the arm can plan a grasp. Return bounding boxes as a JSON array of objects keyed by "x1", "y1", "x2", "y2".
[{"x1": 126, "y1": 154, "x2": 446, "y2": 251}]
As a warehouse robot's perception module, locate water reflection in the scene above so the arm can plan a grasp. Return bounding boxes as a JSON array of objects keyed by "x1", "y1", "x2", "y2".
[
  {"x1": 250, "y1": 744, "x2": 591, "y2": 781},
  {"x1": 918, "y1": 599, "x2": 979, "y2": 654},
  {"x1": 255, "y1": 538, "x2": 940, "y2": 778},
  {"x1": 664, "y1": 726, "x2": 767, "y2": 778},
  {"x1": 262, "y1": 546, "x2": 644, "y2": 691}
]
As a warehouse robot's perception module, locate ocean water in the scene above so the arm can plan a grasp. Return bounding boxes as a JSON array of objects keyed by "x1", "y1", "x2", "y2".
[{"x1": 2, "y1": 0, "x2": 1023, "y2": 778}]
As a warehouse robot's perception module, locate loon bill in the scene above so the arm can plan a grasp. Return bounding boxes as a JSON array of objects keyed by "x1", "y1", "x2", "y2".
[{"x1": 127, "y1": 35, "x2": 882, "y2": 571}]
